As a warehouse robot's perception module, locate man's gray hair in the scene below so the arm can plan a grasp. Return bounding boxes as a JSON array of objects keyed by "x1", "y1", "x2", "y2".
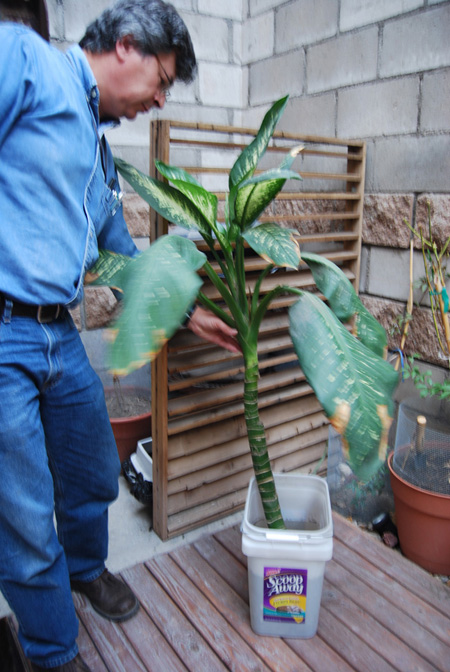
[{"x1": 80, "y1": 0, "x2": 196, "y2": 83}]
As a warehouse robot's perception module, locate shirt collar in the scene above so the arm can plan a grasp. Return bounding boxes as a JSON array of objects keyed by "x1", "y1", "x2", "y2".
[{"x1": 66, "y1": 45, "x2": 121, "y2": 133}]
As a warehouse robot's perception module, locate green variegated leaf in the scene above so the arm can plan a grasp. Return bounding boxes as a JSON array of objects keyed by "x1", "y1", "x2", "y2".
[
  {"x1": 301, "y1": 252, "x2": 387, "y2": 357},
  {"x1": 234, "y1": 170, "x2": 302, "y2": 230},
  {"x1": 154, "y1": 160, "x2": 202, "y2": 187},
  {"x1": 155, "y1": 160, "x2": 218, "y2": 229},
  {"x1": 114, "y1": 157, "x2": 211, "y2": 235},
  {"x1": 243, "y1": 223, "x2": 301, "y2": 269},
  {"x1": 289, "y1": 293, "x2": 398, "y2": 481},
  {"x1": 85, "y1": 249, "x2": 132, "y2": 291},
  {"x1": 229, "y1": 96, "x2": 288, "y2": 189},
  {"x1": 108, "y1": 235, "x2": 205, "y2": 376},
  {"x1": 232, "y1": 145, "x2": 303, "y2": 230}
]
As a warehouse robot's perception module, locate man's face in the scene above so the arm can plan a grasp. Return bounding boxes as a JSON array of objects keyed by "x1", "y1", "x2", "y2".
[{"x1": 104, "y1": 41, "x2": 176, "y2": 120}]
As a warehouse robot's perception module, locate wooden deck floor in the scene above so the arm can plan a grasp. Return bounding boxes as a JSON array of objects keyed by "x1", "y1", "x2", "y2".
[{"x1": 10, "y1": 513, "x2": 450, "y2": 672}]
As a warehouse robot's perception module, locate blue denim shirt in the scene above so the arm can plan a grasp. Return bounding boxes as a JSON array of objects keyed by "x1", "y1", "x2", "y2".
[{"x1": 0, "y1": 23, "x2": 138, "y2": 307}]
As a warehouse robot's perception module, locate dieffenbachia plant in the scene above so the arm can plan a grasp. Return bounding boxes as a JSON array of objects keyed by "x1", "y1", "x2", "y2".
[{"x1": 87, "y1": 96, "x2": 398, "y2": 529}]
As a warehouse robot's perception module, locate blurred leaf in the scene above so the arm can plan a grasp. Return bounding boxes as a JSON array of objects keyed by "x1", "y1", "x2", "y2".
[
  {"x1": 108, "y1": 235, "x2": 205, "y2": 375},
  {"x1": 85, "y1": 249, "x2": 132, "y2": 290},
  {"x1": 301, "y1": 252, "x2": 388, "y2": 357},
  {"x1": 289, "y1": 293, "x2": 398, "y2": 481}
]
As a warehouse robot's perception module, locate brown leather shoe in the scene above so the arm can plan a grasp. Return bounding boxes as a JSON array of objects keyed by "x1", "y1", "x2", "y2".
[
  {"x1": 31, "y1": 653, "x2": 91, "y2": 671},
  {"x1": 70, "y1": 569, "x2": 139, "y2": 622}
]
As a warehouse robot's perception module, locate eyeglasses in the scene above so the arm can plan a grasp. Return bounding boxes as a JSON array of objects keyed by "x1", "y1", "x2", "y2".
[{"x1": 155, "y1": 54, "x2": 174, "y2": 100}]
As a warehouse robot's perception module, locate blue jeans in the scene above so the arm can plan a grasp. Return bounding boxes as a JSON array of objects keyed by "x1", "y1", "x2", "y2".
[{"x1": 0, "y1": 305, "x2": 120, "y2": 667}]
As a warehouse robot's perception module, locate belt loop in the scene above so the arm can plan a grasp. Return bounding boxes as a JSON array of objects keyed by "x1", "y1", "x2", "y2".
[{"x1": 2, "y1": 298, "x2": 12, "y2": 324}]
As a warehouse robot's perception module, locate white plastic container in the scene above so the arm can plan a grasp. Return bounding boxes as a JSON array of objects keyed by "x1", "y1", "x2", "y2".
[
  {"x1": 242, "y1": 472, "x2": 333, "y2": 638},
  {"x1": 130, "y1": 437, "x2": 153, "y2": 482}
]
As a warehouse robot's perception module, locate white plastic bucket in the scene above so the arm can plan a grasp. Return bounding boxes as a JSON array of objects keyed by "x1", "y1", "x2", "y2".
[{"x1": 242, "y1": 472, "x2": 333, "y2": 638}]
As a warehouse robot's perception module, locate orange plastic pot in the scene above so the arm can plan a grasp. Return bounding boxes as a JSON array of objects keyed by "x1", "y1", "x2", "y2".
[
  {"x1": 110, "y1": 411, "x2": 152, "y2": 463},
  {"x1": 105, "y1": 386, "x2": 152, "y2": 463},
  {"x1": 388, "y1": 452, "x2": 450, "y2": 575}
]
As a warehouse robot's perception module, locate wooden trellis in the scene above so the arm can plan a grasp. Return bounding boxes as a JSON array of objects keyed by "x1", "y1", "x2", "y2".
[{"x1": 149, "y1": 119, "x2": 366, "y2": 539}]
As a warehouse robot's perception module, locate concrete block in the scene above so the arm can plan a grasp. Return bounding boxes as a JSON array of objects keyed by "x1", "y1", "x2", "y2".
[
  {"x1": 421, "y1": 69, "x2": 450, "y2": 133},
  {"x1": 122, "y1": 193, "x2": 150, "y2": 238},
  {"x1": 233, "y1": 23, "x2": 243, "y2": 64},
  {"x1": 380, "y1": 5, "x2": 450, "y2": 78},
  {"x1": 359, "y1": 245, "x2": 369, "y2": 292},
  {"x1": 182, "y1": 13, "x2": 230, "y2": 63},
  {"x1": 276, "y1": 0, "x2": 338, "y2": 53},
  {"x1": 46, "y1": 0, "x2": 65, "y2": 41},
  {"x1": 277, "y1": 93, "x2": 336, "y2": 138},
  {"x1": 363, "y1": 194, "x2": 413, "y2": 249},
  {"x1": 113, "y1": 146, "x2": 150, "y2": 181},
  {"x1": 366, "y1": 247, "x2": 425, "y2": 301},
  {"x1": 373, "y1": 135, "x2": 450, "y2": 192},
  {"x1": 307, "y1": 27, "x2": 378, "y2": 94},
  {"x1": 85, "y1": 286, "x2": 119, "y2": 330},
  {"x1": 159, "y1": 103, "x2": 231, "y2": 127},
  {"x1": 105, "y1": 116, "x2": 151, "y2": 149},
  {"x1": 337, "y1": 78, "x2": 419, "y2": 139},
  {"x1": 250, "y1": 0, "x2": 286, "y2": 17},
  {"x1": 63, "y1": 0, "x2": 112, "y2": 42},
  {"x1": 250, "y1": 51, "x2": 304, "y2": 106},
  {"x1": 363, "y1": 295, "x2": 448, "y2": 367},
  {"x1": 241, "y1": 12, "x2": 274, "y2": 64},
  {"x1": 171, "y1": 0, "x2": 195, "y2": 10},
  {"x1": 69, "y1": 304, "x2": 82, "y2": 332},
  {"x1": 199, "y1": 63, "x2": 246, "y2": 107},
  {"x1": 198, "y1": 0, "x2": 244, "y2": 20},
  {"x1": 415, "y1": 194, "x2": 450, "y2": 250},
  {"x1": 340, "y1": 0, "x2": 423, "y2": 32}
]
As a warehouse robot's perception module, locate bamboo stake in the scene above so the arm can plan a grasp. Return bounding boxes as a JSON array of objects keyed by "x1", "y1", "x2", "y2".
[{"x1": 395, "y1": 237, "x2": 414, "y2": 371}]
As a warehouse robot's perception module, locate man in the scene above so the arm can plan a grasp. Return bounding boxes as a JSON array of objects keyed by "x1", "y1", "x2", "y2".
[{"x1": 0, "y1": 2, "x2": 238, "y2": 670}]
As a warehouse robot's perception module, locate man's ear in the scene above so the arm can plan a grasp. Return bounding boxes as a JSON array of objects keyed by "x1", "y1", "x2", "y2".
[{"x1": 116, "y1": 35, "x2": 135, "y2": 62}]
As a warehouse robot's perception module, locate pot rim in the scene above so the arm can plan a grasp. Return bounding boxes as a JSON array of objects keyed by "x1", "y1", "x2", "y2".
[{"x1": 387, "y1": 451, "x2": 450, "y2": 501}]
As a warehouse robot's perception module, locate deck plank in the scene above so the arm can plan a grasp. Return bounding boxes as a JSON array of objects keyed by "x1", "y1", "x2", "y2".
[
  {"x1": 333, "y1": 514, "x2": 450, "y2": 618},
  {"x1": 147, "y1": 553, "x2": 271, "y2": 672},
  {"x1": 329, "y1": 540, "x2": 450, "y2": 670},
  {"x1": 10, "y1": 512, "x2": 450, "y2": 672},
  {"x1": 171, "y1": 543, "x2": 312, "y2": 672},
  {"x1": 121, "y1": 563, "x2": 223, "y2": 672}
]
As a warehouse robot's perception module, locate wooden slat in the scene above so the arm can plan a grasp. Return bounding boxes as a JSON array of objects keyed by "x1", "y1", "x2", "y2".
[
  {"x1": 171, "y1": 543, "x2": 313, "y2": 672},
  {"x1": 121, "y1": 563, "x2": 224, "y2": 671},
  {"x1": 167, "y1": 383, "x2": 316, "y2": 435},
  {"x1": 327, "y1": 544, "x2": 450, "y2": 671},
  {"x1": 167, "y1": 438, "x2": 328, "y2": 514},
  {"x1": 11, "y1": 513, "x2": 449, "y2": 672},
  {"x1": 147, "y1": 554, "x2": 273, "y2": 672},
  {"x1": 151, "y1": 119, "x2": 365, "y2": 539},
  {"x1": 73, "y1": 593, "x2": 148, "y2": 671}
]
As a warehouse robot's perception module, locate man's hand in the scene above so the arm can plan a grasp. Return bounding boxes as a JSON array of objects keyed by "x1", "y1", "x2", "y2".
[{"x1": 187, "y1": 306, "x2": 240, "y2": 354}]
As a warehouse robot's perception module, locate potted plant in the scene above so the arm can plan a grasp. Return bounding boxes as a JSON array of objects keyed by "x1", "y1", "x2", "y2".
[
  {"x1": 388, "y1": 206, "x2": 450, "y2": 574},
  {"x1": 86, "y1": 96, "x2": 397, "y2": 634},
  {"x1": 105, "y1": 376, "x2": 152, "y2": 464}
]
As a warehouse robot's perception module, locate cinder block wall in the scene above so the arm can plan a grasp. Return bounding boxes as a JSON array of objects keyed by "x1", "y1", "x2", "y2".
[{"x1": 46, "y1": 0, "x2": 450, "y2": 376}]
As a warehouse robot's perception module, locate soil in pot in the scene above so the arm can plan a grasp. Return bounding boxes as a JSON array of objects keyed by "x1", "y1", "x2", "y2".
[{"x1": 105, "y1": 386, "x2": 152, "y2": 463}]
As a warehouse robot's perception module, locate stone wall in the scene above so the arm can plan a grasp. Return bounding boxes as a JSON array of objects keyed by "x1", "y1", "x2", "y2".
[{"x1": 43, "y1": 0, "x2": 450, "y2": 377}]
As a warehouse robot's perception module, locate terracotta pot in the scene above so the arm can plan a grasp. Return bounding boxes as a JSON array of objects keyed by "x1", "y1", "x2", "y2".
[
  {"x1": 388, "y1": 452, "x2": 450, "y2": 575},
  {"x1": 105, "y1": 387, "x2": 152, "y2": 463}
]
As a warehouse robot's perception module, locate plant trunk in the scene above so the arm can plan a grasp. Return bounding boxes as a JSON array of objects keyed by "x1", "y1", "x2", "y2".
[{"x1": 243, "y1": 347, "x2": 285, "y2": 528}]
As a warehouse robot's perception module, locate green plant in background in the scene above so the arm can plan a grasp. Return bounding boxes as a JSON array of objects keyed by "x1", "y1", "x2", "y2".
[
  {"x1": 87, "y1": 96, "x2": 398, "y2": 528},
  {"x1": 397, "y1": 203, "x2": 450, "y2": 398}
]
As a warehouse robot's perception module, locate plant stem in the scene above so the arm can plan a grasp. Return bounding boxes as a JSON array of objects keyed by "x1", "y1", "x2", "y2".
[{"x1": 243, "y1": 344, "x2": 285, "y2": 528}]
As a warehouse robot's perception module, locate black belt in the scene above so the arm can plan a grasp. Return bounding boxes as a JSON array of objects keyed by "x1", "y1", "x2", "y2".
[{"x1": 0, "y1": 295, "x2": 65, "y2": 324}]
